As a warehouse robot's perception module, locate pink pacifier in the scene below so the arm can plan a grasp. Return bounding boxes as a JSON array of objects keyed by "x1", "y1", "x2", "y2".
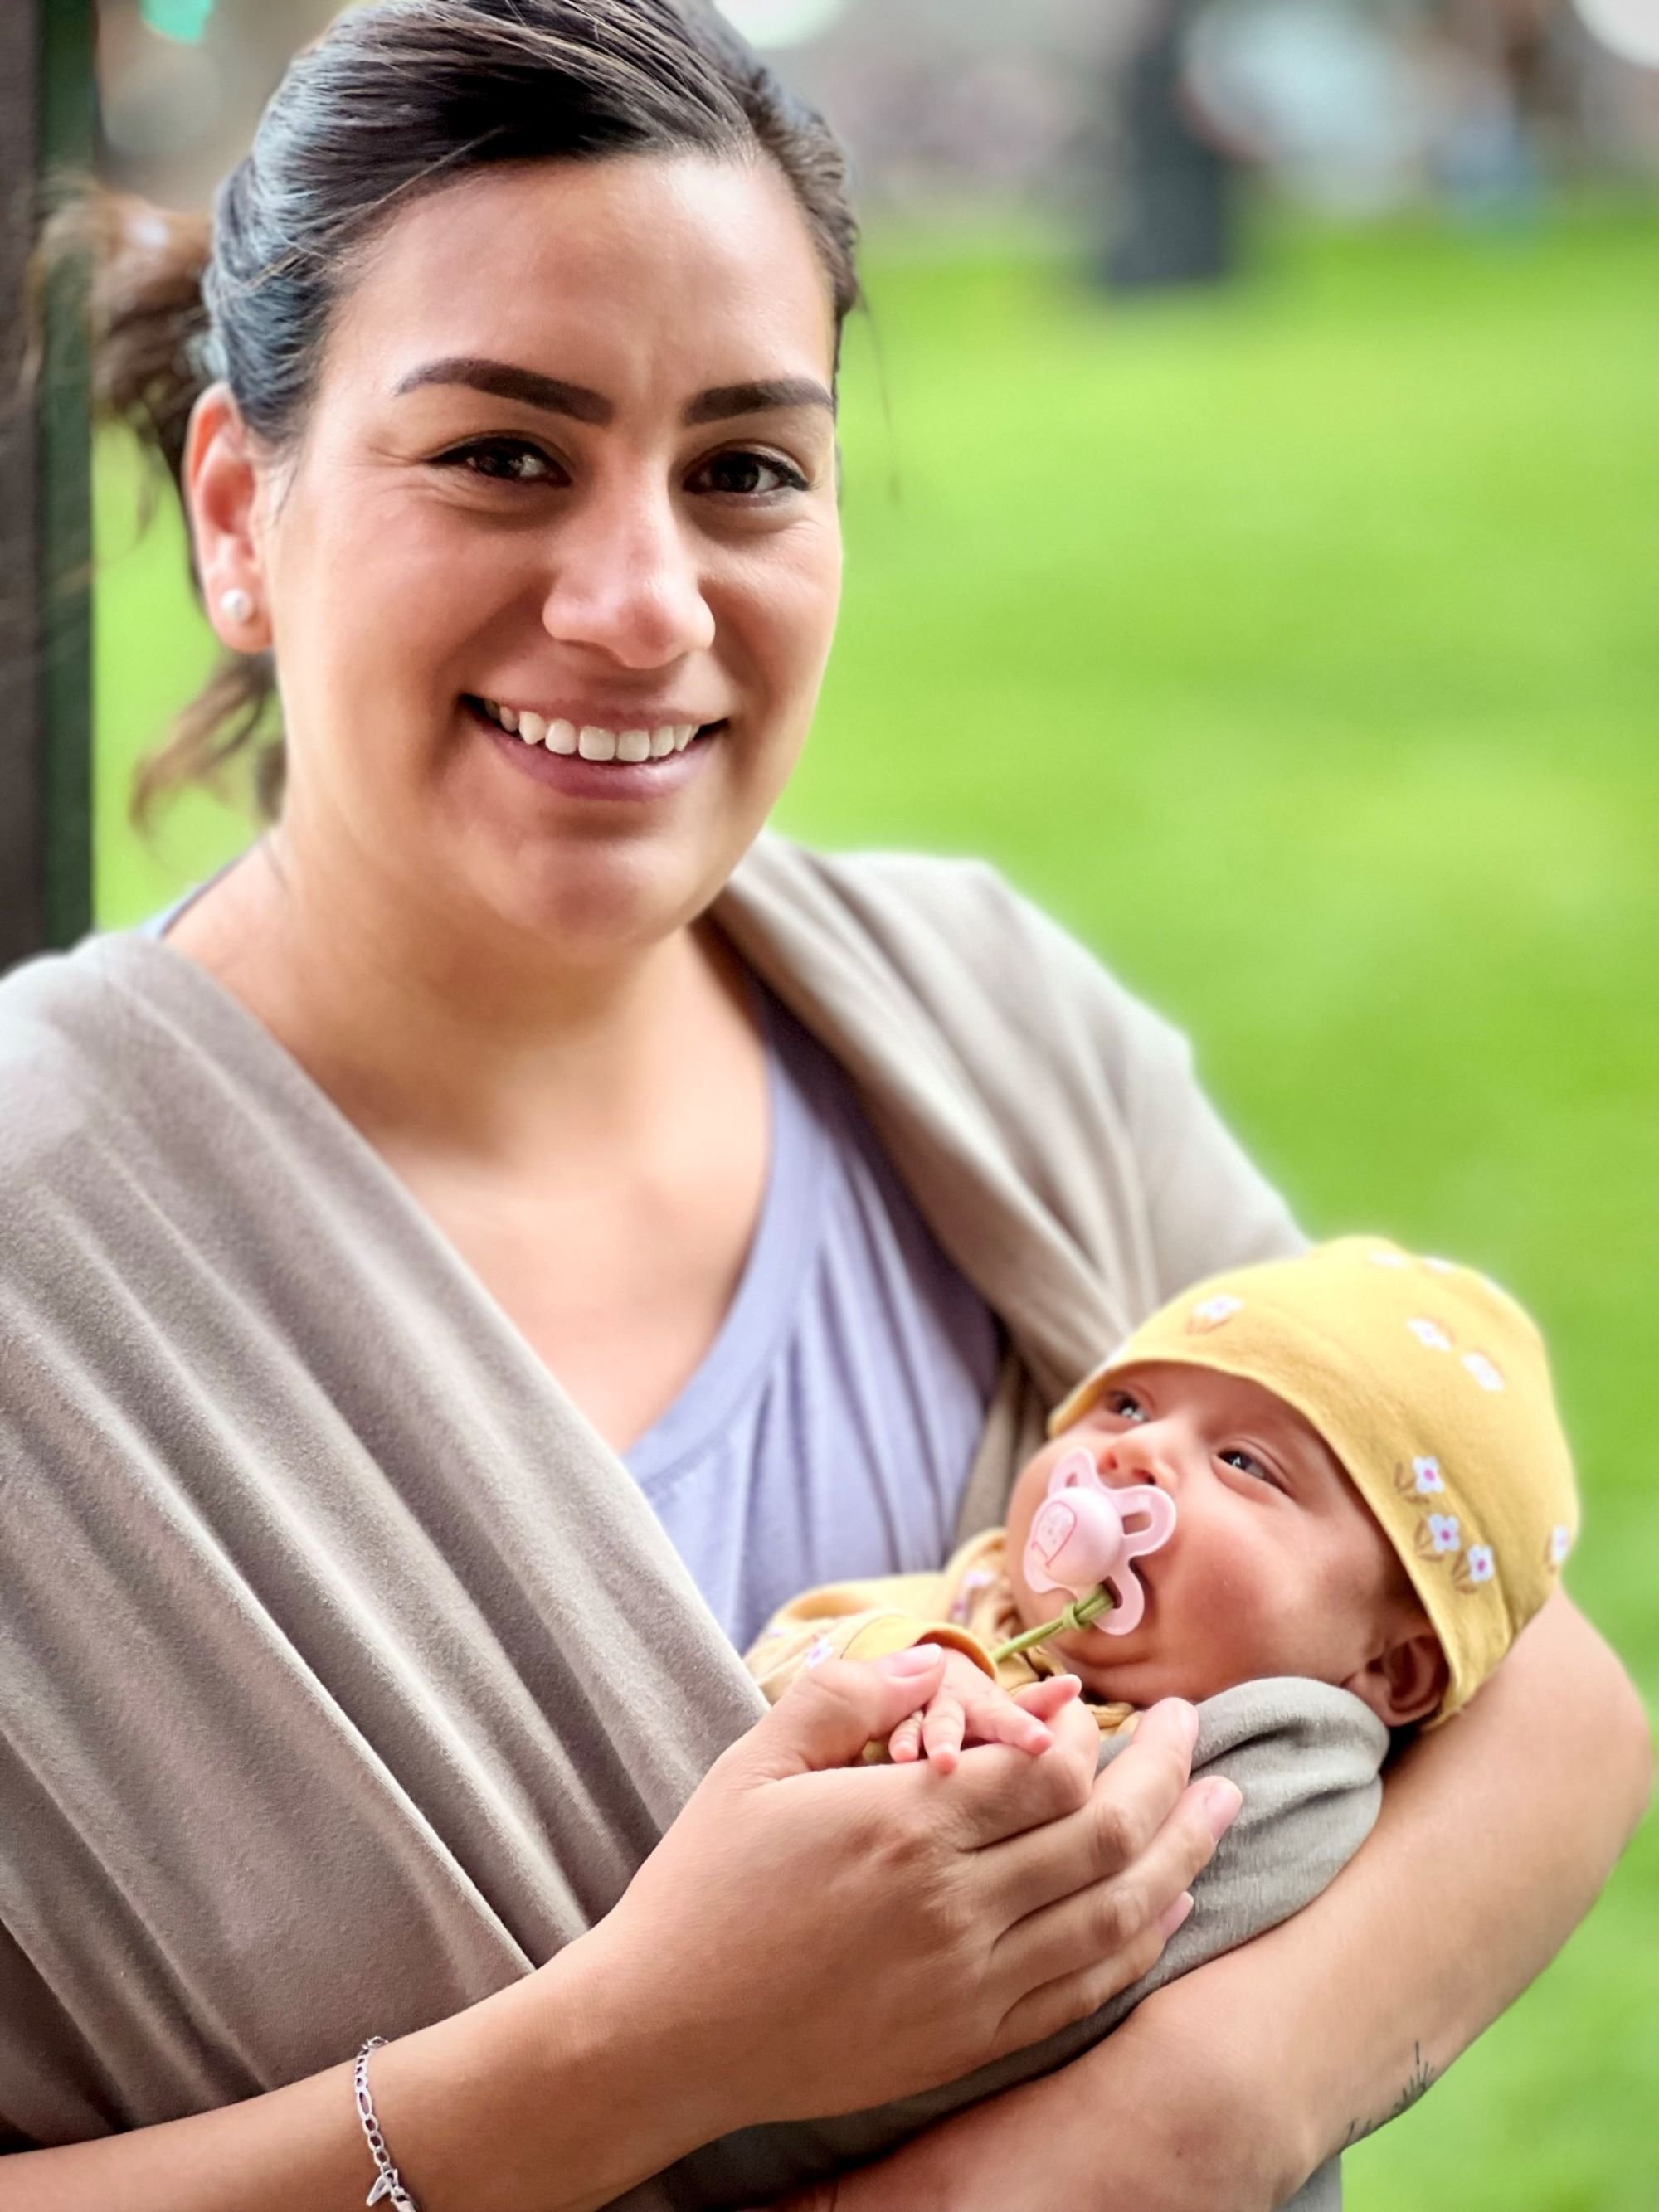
[{"x1": 1017, "y1": 1449, "x2": 1178, "y2": 1642}]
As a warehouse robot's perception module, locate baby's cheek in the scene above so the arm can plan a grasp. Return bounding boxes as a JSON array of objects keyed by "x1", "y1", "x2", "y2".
[{"x1": 1170, "y1": 1548, "x2": 1290, "y2": 1680}]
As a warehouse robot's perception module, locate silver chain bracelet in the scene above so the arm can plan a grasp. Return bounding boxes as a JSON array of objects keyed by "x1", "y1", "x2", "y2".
[{"x1": 353, "y1": 2038, "x2": 423, "y2": 2210}]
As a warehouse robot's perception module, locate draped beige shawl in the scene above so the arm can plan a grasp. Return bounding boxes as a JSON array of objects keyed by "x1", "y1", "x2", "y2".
[{"x1": 0, "y1": 838, "x2": 1368, "y2": 2205}]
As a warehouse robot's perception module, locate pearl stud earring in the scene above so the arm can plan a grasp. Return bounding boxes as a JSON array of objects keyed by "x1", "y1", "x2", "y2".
[{"x1": 219, "y1": 586, "x2": 255, "y2": 626}]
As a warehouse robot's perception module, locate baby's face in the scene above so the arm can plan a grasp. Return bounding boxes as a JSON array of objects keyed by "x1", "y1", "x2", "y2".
[{"x1": 1005, "y1": 1361, "x2": 1409, "y2": 1711}]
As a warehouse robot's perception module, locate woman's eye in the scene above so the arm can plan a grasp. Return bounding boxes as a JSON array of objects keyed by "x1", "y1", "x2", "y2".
[
  {"x1": 1219, "y1": 1448, "x2": 1280, "y2": 1488},
  {"x1": 438, "y1": 438, "x2": 563, "y2": 484},
  {"x1": 688, "y1": 450, "x2": 808, "y2": 498}
]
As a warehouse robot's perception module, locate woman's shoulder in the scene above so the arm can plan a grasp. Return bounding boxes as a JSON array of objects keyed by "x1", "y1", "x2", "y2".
[
  {"x1": 727, "y1": 836, "x2": 1192, "y2": 1082},
  {"x1": 724, "y1": 837, "x2": 1302, "y2": 1304},
  {"x1": 0, "y1": 932, "x2": 232, "y2": 1194},
  {"x1": 0, "y1": 938, "x2": 127, "y2": 1150}
]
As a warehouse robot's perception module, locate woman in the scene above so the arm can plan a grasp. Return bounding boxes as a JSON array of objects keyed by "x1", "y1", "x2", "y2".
[{"x1": 2, "y1": 3, "x2": 1646, "y2": 2208}]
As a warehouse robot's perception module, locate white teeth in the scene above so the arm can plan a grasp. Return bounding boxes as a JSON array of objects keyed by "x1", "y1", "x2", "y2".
[{"x1": 487, "y1": 704, "x2": 708, "y2": 761}]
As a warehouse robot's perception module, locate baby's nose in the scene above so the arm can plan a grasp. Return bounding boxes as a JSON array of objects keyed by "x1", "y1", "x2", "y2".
[{"x1": 1102, "y1": 1435, "x2": 1176, "y2": 1490}]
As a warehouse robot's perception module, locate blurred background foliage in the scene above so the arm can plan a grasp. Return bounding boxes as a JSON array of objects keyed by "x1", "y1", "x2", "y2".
[{"x1": 94, "y1": 2, "x2": 1656, "y2": 2205}]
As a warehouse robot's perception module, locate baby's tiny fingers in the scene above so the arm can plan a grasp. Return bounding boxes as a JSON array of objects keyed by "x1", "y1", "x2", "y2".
[
  {"x1": 1013, "y1": 1675, "x2": 1082, "y2": 1723},
  {"x1": 923, "y1": 1694, "x2": 966, "y2": 1774},
  {"x1": 888, "y1": 1713, "x2": 924, "y2": 1764},
  {"x1": 957, "y1": 1682, "x2": 1057, "y2": 1758},
  {"x1": 989, "y1": 1701, "x2": 1056, "y2": 1757}
]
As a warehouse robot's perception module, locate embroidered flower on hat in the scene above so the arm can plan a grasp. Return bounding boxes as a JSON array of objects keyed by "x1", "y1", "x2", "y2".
[
  {"x1": 1465, "y1": 1545, "x2": 1496, "y2": 1584},
  {"x1": 1407, "y1": 1317, "x2": 1453, "y2": 1352},
  {"x1": 1187, "y1": 1293, "x2": 1243, "y2": 1334},
  {"x1": 1461, "y1": 1351, "x2": 1505, "y2": 1393},
  {"x1": 1412, "y1": 1456, "x2": 1445, "y2": 1495},
  {"x1": 805, "y1": 1636, "x2": 834, "y2": 1667},
  {"x1": 1548, "y1": 1525, "x2": 1573, "y2": 1568},
  {"x1": 1426, "y1": 1514, "x2": 1461, "y2": 1555}
]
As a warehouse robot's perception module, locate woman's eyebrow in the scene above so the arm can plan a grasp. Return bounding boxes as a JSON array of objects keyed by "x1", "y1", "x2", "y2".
[{"x1": 391, "y1": 356, "x2": 834, "y2": 425}]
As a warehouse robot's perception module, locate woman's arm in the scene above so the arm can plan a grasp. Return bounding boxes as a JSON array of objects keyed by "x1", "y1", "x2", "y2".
[
  {"x1": 2, "y1": 1664, "x2": 1229, "y2": 2212},
  {"x1": 1177, "y1": 1593, "x2": 1651, "y2": 2195},
  {"x1": 793, "y1": 1592, "x2": 1651, "y2": 2212}
]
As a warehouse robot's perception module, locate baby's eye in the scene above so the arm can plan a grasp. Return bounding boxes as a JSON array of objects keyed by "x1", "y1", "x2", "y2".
[
  {"x1": 1219, "y1": 1447, "x2": 1280, "y2": 1488},
  {"x1": 1102, "y1": 1390, "x2": 1146, "y2": 1423},
  {"x1": 687, "y1": 449, "x2": 809, "y2": 498},
  {"x1": 438, "y1": 437, "x2": 563, "y2": 484}
]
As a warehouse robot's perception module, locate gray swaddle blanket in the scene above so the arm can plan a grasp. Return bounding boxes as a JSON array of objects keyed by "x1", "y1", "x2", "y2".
[{"x1": 0, "y1": 836, "x2": 1365, "y2": 2205}]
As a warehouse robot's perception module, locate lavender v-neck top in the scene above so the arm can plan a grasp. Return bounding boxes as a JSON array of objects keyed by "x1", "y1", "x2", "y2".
[
  {"x1": 623, "y1": 987, "x2": 1002, "y2": 1649},
  {"x1": 138, "y1": 900, "x2": 1002, "y2": 1650}
]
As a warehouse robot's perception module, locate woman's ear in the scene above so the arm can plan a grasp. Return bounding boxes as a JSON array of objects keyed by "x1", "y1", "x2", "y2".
[
  {"x1": 185, "y1": 381, "x2": 272, "y2": 653},
  {"x1": 1344, "y1": 1628, "x2": 1449, "y2": 1729}
]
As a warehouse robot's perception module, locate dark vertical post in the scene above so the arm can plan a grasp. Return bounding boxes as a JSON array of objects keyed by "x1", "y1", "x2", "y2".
[
  {"x1": 1102, "y1": 0, "x2": 1238, "y2": 295},
  {"x1": 0, "y1": 0, "x2": 96, "y2": 972}
]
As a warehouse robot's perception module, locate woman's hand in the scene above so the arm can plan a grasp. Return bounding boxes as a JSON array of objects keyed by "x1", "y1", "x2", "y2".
[{"x1": 581, "y1": 1649, "x2": 1238, "y2": 2142}]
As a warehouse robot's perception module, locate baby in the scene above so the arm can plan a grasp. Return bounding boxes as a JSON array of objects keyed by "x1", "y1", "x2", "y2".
[{"x1": 746, "y1": 1237, "x2": 1579, "y2": 1764}]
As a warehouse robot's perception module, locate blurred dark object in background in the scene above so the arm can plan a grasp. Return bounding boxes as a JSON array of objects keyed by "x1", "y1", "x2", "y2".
[
  {"x1": 2, "y1": 0, "x2": 95, "y2": 967},
  {"x1": 1102, "y1": 0, "x2": 1241, "y2": 293}
]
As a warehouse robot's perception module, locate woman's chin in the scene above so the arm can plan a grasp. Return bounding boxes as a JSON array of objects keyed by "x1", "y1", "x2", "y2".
[{"x1": 475, "y1": 847, "x2": 713, "y2": 962}]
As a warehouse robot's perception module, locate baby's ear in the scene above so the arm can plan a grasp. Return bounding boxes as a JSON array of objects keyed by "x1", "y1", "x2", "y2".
[{"x1": 1344, "y1": 1628, "x2": 1448, "y2": 1729}]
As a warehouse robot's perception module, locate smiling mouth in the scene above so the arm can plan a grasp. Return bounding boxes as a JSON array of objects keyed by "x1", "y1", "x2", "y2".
[{"x1": 465, "y1": 696, "x2": 726, "y2": 763}]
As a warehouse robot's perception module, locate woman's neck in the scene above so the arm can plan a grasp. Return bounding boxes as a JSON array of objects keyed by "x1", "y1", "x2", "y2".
[{"x1": 163, "y1": 829, "x2": 752, "y2": 1170}]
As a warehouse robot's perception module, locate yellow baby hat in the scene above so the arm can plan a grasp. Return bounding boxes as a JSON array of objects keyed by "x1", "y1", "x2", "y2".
[{"x1": 1049, "y1": 1238, "x2": 1579, "y2": 1723}]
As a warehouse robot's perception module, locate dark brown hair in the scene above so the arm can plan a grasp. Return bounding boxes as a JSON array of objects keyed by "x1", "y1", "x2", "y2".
[{"x1": 85, "y1": 0, "x2": 860, "y2": 824}]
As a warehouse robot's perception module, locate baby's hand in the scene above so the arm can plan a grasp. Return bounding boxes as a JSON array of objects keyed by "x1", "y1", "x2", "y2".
[{"x1": 885, "y1": 1650, "x2": 1082, "y2": 1775}]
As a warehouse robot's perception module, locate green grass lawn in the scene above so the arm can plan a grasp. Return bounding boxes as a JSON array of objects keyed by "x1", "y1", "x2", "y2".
[{"x1": 94, "y1": 197, "x2": 1658, "y2": 2208}]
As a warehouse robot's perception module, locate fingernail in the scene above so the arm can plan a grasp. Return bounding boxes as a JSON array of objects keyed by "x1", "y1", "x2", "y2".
[
  {"x1": 879, "y1": 1644, "x2": 943, "y2": 1675},
  {"x1": 1201, "y1": 1778, "x2": 1243, "y2": 1838},
  {"x1": 1159, "y1": 1698, "x2": 1200, "y2": 1749},
  {"x1": 1156, "y1": 1891, "x2": 1194, "y2": 1940}
]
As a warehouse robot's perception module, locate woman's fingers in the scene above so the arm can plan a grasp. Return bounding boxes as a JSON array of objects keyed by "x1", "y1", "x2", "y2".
[
  {"x1": 992, "y1": 1775, "x2": 1238, "y2": 1997},
  {"x1": 927, "y1": 1692, "x2": 1102, "y2": 1846},
  {"x1": 979, "y1": 1698, "x2": 1202, "y2": 1920},
  {"x1": 990, "y1": 1918, "x2": 1174, "y2": 2057}
]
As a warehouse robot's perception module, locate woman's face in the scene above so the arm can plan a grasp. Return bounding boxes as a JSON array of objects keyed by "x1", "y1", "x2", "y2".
[{"x1": 226, "y1": 153, "x2": 843, "y2": 957}]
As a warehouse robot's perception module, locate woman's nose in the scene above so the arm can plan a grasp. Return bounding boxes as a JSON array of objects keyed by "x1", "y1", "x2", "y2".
[{"x1": 538, "y1": 479, "x2": 715, "y2": 667}]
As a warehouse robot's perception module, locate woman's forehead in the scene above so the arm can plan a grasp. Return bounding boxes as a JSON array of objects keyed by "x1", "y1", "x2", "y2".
[{"x1": 327, "y1": 152, "x2": 839, "y2": 411}]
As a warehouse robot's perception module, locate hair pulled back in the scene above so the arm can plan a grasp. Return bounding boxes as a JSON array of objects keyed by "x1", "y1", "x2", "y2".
[{"x1": 87, "y1": 0, "x2": 860, "y2": 823}]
